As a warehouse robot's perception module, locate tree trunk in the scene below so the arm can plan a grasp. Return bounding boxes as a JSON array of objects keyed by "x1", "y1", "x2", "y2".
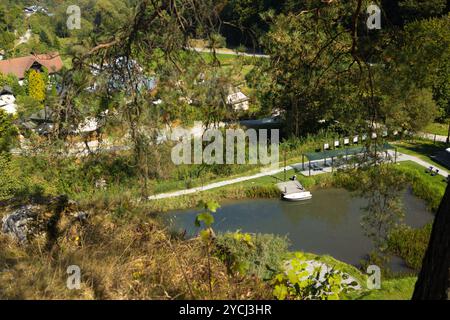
[{"x1": 412, "y1": 184, "x2": 450, "y2": 300}]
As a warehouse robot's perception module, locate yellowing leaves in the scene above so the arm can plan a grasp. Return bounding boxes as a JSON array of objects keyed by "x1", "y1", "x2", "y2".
[{"x1": 26, "y1": 70, "x2": 46, "y2": 103}]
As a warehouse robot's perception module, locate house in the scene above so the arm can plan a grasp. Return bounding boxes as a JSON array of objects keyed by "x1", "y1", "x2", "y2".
[
  {"x1": 226, "y1": 90, "x2": 249, "y2": 111},
  {"x1": 24, "y1": 6, "x2": 49, "y2": 17},
  {"x1": 0, "y1": 53, "x2": 63, "y2": 85},
  {"x1": 0, "y1": 86, "x2": 17, "y2": 114}
]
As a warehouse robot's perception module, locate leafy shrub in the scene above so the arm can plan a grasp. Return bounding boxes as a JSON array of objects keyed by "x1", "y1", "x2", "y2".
[
  {"x1": 394, "y1": 165, "x2": 444, "y2": 211},
  {"x1": 272, "y1": 252, "x2": 358, "y2": 300},
  {"x1": 26, "y1": 69, "x2": 47, "y2": 103},
  {"x1": 0, "y1": 110, "x2": 17, "y2": 153},
  {"x1": 214, "y1": 232, "x2": 289, "y2": 280},
  {"x1": 0, "y1": 154, "x2": 25, "y2": 201},
  {"x1": 207, "y1": 33, "x2": 226, "y2": 48}
]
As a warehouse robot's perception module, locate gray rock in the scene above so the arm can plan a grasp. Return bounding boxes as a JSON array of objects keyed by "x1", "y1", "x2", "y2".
[
  {"x1": 72, "y1": 211, "x2": 88, "y2": 221},
  {"x1": 1, "y1": 206, "x2": 36, "y2": 243}
]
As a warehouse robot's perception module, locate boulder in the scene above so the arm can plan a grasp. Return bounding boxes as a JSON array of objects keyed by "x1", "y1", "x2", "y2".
[{"x1": 1, "y1": 205, "x2": 37, "y2": 243}]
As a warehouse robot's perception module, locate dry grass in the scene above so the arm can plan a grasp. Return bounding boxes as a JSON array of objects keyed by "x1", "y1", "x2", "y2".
[{"x1": 0, "y1": 199, "x2": 271, "y2": 300}]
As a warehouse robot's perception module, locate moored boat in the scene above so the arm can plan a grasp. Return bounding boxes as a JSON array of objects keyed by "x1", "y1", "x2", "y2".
[{"x1": 282, "y1": 191, "x2": 313, "y2": 202}]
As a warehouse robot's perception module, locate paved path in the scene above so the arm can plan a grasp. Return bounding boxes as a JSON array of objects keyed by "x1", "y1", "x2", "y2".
[
  {"x1": 396, "y1": 152, "x2": 448, "y2": 177},
  {"x1": 15, "y1": 29, "x2": 32, "y2": 47},
  {"x1": 148, "y1": 165, "x2": 289, "y2": 200},
  {"x1": 148, "y1": 150, "x2": 448, "y2": 201}
]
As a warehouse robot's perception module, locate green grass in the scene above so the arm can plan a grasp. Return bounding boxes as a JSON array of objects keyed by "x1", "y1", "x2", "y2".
[
  {"x1": 290, "y1": 253, "x2": 417, "y2": 300},
  {"x1": 395, "y1": 161, "x2": 446, "y2": 212},
  {"x1": 393, "y1": 139, "x2": 449, "y2": 172},
  {"x1": 354, "y1": 277, "x2": 417, "y2": 300},
  {"x1": 424, "y1": 122, "x2": 448, "y2": 136},
  {"x1": 397, "y1": 161, "x2": 447, "y2": 192},
  {"x1": 197, "y1": 52, "x2": 258, "y2": 78},
  {"x1": 199, "y1": 52, "x2": 240, "y2": 64},
  {"x1": 148, "y1": 159, "x2": 446, "y2": 213}
]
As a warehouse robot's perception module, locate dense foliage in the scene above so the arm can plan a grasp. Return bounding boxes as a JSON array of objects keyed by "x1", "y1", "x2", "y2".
[
  {"x1": 272, "y1": 252, "x2": 358, "y2": 300},
  {"x1": 0, "y1": 0, "x2": 448, "y2": 301},
  {"x1": 0, "y1": 110, "x2": 17, "y2": 152},
  {"x1": 215, "y1": 232, "x2": 289, "y2": 280},
  {"x1": 387, "y1": 224, "x2": 432, "y2": 271}
]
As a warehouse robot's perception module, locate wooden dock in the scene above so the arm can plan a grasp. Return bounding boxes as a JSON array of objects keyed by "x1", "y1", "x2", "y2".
[{"x1": 276, "y1": 180, "x2": 305, "y2": 195}]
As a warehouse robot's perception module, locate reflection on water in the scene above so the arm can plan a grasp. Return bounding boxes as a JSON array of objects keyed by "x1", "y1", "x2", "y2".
[{"x1": 163, "y1": 188, "x2": 433, "y2": 270}]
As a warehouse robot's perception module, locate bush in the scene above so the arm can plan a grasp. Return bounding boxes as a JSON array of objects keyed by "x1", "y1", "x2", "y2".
[
  {"x1": 394, "y1": 165, "x2": 444, "y2": 211},
  {"x1": 214, "y1": 232, "x2": 289, "y2": 280},
  {"x1": 207, "y1": 33, "x2": 226, "y2": 48},
  {"x1": 0, "y1": 154, "x2": 25, "y2": 201},
  {"x1": 0, "y1": 110, "x2": 17, "y2": 153},
  {"x1": 387, "y1": 223, "x2": 432, "y2": 271},
  {"x1": 26, "y1": 69, "x2": 47, "y2": 103},
  {"x1": 272, "y1": 252, "x2": 358, "y2": 300}
]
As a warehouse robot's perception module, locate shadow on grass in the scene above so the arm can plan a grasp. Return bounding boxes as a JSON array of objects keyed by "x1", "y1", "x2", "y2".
[{"x1": 400, "y1": 141, "x2": 447, "y2": 157}]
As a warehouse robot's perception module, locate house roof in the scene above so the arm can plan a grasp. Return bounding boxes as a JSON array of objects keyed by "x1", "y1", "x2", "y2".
[{"x1": 0, "y1": 53, "x2": 63, "y2": 79}]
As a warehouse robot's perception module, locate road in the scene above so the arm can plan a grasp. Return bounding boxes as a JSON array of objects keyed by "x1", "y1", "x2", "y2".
[
  {"x1": 190, "y1": 47, "x2": 270, "y2": 59},
  {"x1": 15, "y1": 29, "x2": 32, "y2": 47},
  {"x1": 148, "y1": 150, "x2": 448, "y2": 200}
]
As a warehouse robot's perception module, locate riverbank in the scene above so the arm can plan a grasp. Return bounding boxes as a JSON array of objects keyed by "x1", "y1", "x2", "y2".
[
  {"x1": 147, "y1": 161, "x2": 445, "y2": 213},
  {"x1": 164, "y1": 188, "x2": 432, "y2": 270}
]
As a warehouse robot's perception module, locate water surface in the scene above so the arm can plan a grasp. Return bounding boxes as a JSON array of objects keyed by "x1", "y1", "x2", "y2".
[{"x1": 163, "y1": 188, "x2": 433, "y2": 270}]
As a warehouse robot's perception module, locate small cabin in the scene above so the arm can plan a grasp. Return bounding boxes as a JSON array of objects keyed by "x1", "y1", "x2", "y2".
[{"x1": 226, "y1": 90, "x2": 249, "y2": 111}]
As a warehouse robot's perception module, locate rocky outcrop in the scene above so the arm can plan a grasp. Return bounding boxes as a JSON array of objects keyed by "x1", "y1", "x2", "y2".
[
  {"x1": 1, "y1": 197, "x2": 88, "y2": 245},
  {"x1": 1, "y1": 205, "x2": 38, "y2": 243}
]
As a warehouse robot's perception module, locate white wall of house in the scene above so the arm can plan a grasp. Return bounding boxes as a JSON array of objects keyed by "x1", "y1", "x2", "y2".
[
  {"x1": 226, "y1": 91, "x2": 250, "y2": 111},
  {"x1": 0, "y1": 94, "x2": 17, "y2": 114},
  {"x1": 232, "y1": 100, "x2": 249, "y2": 111}
]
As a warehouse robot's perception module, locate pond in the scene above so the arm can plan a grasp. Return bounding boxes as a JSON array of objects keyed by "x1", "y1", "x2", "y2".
[{"x1": 163, "y1": 188, "x2": 433, "y2": 272}]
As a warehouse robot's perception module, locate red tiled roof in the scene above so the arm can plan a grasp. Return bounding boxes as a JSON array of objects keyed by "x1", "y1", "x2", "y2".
[{"x1": 0, "y1": 53, "x2": 63, "y2": 79}]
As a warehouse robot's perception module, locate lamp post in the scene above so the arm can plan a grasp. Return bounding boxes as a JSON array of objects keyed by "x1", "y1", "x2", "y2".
[
  {"x1": 447, "y1": 119, "x2": 450, "y2": 144},
  {"x1": 309, "y1": 160, "x2": 311, "y2": 177}
]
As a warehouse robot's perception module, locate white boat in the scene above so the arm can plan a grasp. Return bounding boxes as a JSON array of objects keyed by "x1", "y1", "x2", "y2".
[{"x1": 282, "y1": 191, "x2": 313, "y2": 202}]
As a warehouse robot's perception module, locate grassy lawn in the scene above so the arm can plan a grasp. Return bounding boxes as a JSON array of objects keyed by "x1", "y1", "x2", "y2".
[
  {"x1": 397, "y1": 161, "x2": 448, "y2": 192},
  {"x1": 199, "y1": 52, "x2": 240, "y2": 64},
  {"x1": 152, "y1": 149, "x2": 312, "y2": 194},
  {"x1": 355, "y1": 277, "x2": 416, "y2": 300},
  {"x1": 198, "y1": 52, "x2": 259, "y2": 77},
  {"x1": 393, "y1": 140, "x2": 449, "y2": 172},
  {"x1": 153, "y1": 138, "x2": 449, "y2": 198},
  {"x1": 154, "y1": 166, "x2": 298, "y2": 194},
  {"x1": 424, "y1": 122, "x2": 448, "y2": 136}
]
